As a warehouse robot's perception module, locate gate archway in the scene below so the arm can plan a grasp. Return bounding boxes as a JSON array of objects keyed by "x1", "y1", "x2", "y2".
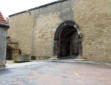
[{"x1": 54, "y1": 21, "x2": 82, "y2": 58}]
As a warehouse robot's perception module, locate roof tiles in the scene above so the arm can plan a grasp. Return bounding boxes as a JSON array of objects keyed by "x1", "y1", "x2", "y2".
[{"x1": 0, "y1": 12, "x2": 7, "y2": 25}]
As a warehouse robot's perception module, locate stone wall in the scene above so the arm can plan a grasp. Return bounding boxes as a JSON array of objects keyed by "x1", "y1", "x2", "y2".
[
  {"x1": 9, "y1": 0, "x2": 73, "y2": 59},
  {"x1": 73, "y1": 0, "x2": 111, "y2": 62},
  {"x1": 0, "y1": 27, "x2": 7, "y2": 67},
  {"x1": 8, "y1": 11, "x2": 35, "y2": 55},
  {"x1": 32, "y1": 0, "x2": 73, "y2": 58},
  {"x1": 9, "y1": 0, "x2": 111, "y2": 62}
]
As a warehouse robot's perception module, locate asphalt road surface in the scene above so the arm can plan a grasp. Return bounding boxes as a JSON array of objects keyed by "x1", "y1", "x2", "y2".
[{"x1": 0, "y1": 59, "x2": 111, "y2": 85}]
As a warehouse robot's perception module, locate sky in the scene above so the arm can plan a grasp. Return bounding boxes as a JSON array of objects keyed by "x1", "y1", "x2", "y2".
[{"x1": 0, "y1": 0, "x2": 58, "y2": 18}]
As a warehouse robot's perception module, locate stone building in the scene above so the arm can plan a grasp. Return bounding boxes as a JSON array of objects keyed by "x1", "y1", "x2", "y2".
[
  {"x1": 0, "y1": 12, "x2": 9, "y2": 67},
  {"x1": 8, "y1": 0, "x2": 111, "y2": 62}
]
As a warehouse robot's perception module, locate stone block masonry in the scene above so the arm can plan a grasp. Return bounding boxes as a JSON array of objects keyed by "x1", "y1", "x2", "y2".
[{"x1": 8, "y1": 0, "x2": 111, "y2": 62}]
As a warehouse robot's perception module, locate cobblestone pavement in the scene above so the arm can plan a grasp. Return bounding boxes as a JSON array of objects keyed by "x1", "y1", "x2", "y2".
[{"x1": 0, "y1": 59, "x2": 111, "y2": 85}]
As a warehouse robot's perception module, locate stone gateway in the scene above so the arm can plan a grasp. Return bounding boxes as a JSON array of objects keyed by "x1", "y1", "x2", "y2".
[{"x1": 8, "y1": 0, "x2": 111, "y2": 62}]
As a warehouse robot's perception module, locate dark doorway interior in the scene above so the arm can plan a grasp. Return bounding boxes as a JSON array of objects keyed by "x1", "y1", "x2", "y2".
[
  {"x1": 58, "y1": 26, "x2": 79, "y2": 58},
  {"x1": 6, "y1": 43, "x2": 21, "y2": 60},
  {"x1": 6, "y1": 45, "x2": 13, "y2": 60}
]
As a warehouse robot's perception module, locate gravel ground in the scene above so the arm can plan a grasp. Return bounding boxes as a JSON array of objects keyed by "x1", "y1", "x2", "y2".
[{"x1": 0, "y1": 59, "x2": 111, "y2": 85}]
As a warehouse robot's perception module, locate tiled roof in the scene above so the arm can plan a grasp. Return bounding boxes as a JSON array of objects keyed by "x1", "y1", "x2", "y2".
[{"x1": 0, "y1": 12, "x2": 7, "y2": 25}]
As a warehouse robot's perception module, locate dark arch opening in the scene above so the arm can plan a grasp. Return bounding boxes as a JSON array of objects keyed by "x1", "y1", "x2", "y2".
[
  {"x1": 6, "y1": 45, "x2": 13, "y2": 60},
  {"x1": 54, "y1": 21, "x2": 82, "y2": 58}
]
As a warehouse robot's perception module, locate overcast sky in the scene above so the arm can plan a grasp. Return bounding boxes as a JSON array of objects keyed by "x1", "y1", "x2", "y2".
[{"x1": 0, "y1": 0, "x2": 58, "y2": 18}]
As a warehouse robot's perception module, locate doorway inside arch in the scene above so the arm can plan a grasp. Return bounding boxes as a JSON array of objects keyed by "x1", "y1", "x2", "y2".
[
  {"x1": 58, "y1": 25, "x2": 79, "y2": 58},
  {"x1": 54, "y1": 23, "x2": 81, "y2": 59}
]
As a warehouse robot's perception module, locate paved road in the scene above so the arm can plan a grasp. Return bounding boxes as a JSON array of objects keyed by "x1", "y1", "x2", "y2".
[{"x1": 0, "y1": 60, "x2": 111, "y2": 85}]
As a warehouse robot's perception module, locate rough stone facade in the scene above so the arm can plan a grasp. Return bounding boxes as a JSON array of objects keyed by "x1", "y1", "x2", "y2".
[
  {"x1": 8, "y1": 12, "x2": 35, "y2": 55},
  {"x1": 0, "y1": 26, "x2": 9, "y2": 67},
  {"x1": 0, "y1": 12, "x2": 9, "y2": 67},
  {"x1": 73, "y1": 0, "x2": 111, "y2": 62},
  {"x1": 8, "y1": 0, "x2": 111, "y2": 62}
]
